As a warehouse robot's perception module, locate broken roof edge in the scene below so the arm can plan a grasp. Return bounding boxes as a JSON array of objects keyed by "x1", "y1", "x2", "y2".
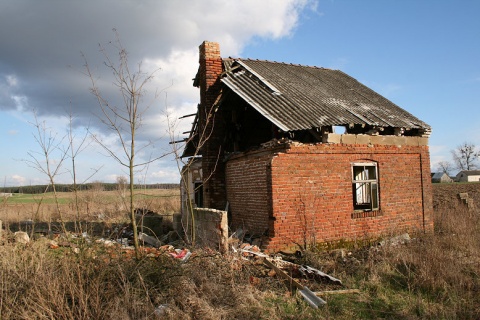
[
  {"x1": 229, "y1": 57, "x2": 333, "y2": 71},
  {"x1": 232, "y1": 60, "x2": 281, "y2": 94},
  {"x1": 220, "y1": 77, "x2": 290, "y2": 132},
  {"x1": 224, "y1": 134, "x2": 430, "y2": 163}
]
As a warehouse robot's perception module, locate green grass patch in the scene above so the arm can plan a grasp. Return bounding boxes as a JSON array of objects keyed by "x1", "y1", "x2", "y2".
[{"x1": 4, "y1": 193, "x2": 71, "y2": 204}]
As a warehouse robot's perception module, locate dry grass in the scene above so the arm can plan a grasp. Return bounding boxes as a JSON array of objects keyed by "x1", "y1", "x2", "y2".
[
  {"x1": 1, "y1": 185, "x2": 480, "y2": 319},
  {"x1": 0, "y1": 240, "x2": 314, "y2": 320},
  {"x1": 297, "y1": 203, "x2": 480, "y2": 319},
  {"x1": 0, "y1": 188, "x2": 180, "y2": 224}
]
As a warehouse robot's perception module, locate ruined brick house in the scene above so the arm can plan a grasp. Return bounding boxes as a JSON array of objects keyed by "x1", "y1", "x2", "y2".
[{"x1": 181, "y1": 41, "x2": 433, "y2": 252}]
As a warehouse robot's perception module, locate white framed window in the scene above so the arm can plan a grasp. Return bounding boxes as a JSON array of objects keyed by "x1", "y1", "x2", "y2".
[{"x1": 352, "y1": 162, "x2": 379, "y2": 211}]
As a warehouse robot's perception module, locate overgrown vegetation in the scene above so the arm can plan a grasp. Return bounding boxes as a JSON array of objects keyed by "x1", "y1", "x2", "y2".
[{"x1": 1, "y1": 185, "x2": 479, "y2": 319}]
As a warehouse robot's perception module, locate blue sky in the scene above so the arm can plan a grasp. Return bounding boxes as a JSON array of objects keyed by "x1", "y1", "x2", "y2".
[{"x1": 0, "y1": 1, "x2": 479, "y2": 186}]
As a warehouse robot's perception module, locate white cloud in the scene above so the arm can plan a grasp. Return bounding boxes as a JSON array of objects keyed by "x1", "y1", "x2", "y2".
[
  {"x1": 0, "y1": 0, "x2": 316, "y2": 185},
  {"x1": 150, "y1": 169, "x2": 180, "y2": 182},
  {"x1": 10, "y1": 175, "x2": 27, "y2": 186}
]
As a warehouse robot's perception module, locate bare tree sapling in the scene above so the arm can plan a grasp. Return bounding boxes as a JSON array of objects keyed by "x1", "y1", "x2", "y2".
[
  {"x1": 83, "y1": 32, "x2": 167, "y2": 259},
  {"x1": 24, "y1": 110, "x2": 69, "y2": 234}
]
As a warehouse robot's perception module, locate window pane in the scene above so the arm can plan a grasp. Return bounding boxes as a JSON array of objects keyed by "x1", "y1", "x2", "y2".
[
  {"x1": 354, "y1": 182, "x2": 372, "y2": 209},
  {"x1": 353, "y1": 165, "x2": 377, "y2": 181},
  {"x1": 371, "y1": 182, "x2": 378, "y2": 210},
  {"x1": 366, "y1": 166, "x2": 376, "y2": 179},
  {"x1": 353, "y1": 166, "x2": 363, "y2": 181},
  {"x1": 352, "y1": 164, "x2": 379, "y2": 211}
]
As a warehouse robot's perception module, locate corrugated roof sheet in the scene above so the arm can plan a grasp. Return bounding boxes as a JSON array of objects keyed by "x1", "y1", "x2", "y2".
[{"x1": 221, "y1": 59, "x2": 430, "y2": 131}]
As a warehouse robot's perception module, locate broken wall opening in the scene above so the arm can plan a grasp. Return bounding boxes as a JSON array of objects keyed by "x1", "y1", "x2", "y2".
[{"x1": 181, "y1": 207, "x2": 228, "y2": 253}]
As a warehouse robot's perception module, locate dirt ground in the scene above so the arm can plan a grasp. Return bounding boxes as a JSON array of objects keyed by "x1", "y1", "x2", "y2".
[{"x1": 432, "y1": 182, "x2": 480, "y2": 210}]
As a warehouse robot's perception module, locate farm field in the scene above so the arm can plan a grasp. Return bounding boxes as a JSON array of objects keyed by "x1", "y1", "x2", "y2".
[{"x1": 0, "y1": 187, "x2": 180, "y2": 224}]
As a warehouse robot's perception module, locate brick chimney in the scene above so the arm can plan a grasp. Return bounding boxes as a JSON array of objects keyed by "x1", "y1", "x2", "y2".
[
  {"x1": 197, "y1": 41, "x2": 226, "y2": 210},
  {"x1": 198, "y1": 41, "x2": 222, "y2": 95}
]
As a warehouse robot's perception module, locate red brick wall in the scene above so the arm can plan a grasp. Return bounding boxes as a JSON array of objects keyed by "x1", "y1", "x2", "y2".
[
  {"x1": 225, "y1": 142, "x2": 433, "y2": 252},
  {"x1": 225, "y1": 149, "x2": 274, "y2": 236}
]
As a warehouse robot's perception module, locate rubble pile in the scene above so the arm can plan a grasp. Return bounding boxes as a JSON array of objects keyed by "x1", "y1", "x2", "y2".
[{"x1": 1, "y1": 225, "x2": 365, "y2": 310}]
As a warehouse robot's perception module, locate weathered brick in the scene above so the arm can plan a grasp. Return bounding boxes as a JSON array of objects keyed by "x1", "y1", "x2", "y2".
[{"x1": 225, "y1": 143, "x2": 433, "y2": 252}]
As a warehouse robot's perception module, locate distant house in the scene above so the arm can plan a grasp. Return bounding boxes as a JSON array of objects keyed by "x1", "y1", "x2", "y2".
[
  {"x1": 180, "y1": 41, "x2": 434, "y2": 252},
  {"x1": 456, "y1": 170, "x2": 480, "y2": 182},
  {"x1": 431, "y1": 172, "x2": 453, "y2": 183}
]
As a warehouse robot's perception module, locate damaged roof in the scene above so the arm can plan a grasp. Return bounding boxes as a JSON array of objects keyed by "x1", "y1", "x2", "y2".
[{"x1": 220, "y1": 59, "x2": 430, "y2": 131}]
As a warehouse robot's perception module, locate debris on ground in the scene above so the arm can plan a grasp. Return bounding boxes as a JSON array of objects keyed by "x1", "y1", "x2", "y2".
[
  {"x1": 299, "y1": 265, "x2": 342, "y2": 285},
  {"x1": 154, "y1": 304, "x2": 169, "y2": 317},
  {"x1": 379, "y1": 233, "x2": 411, "y2": 246},
  {"x1": 315, "y1": 289, "x2": 361, "y2": 296},
  {"x1": 238, "y1": 243, "x2": 269, "y2": 258},
  {"x1": 229, "y1": 242, "x2": 354, "y2": 308},
  {"x1": 14, "y1": 231, "x2": 30, "y2": 244},
  {"x1": 95, "y1": 238, "x2": 116, "y2": 247},
  {"x1": 263, "y1": 257, "x2": 326, "y2": 308},
  {"x1": 5, "y1": 225, "x2": 353, "y2": 309},
  {"x1": 162, "y1": 246, "x2": 192, "y2": 262},
  {"x1": 139, "y1": 232, "x2": 162, "y2": 247}
]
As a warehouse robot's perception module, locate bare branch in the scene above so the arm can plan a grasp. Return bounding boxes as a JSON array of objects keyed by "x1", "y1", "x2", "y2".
[
  {"x1": 451, "y1": 142, "x2": 480, "y2": 171},
  {"x1": 83, "y1": 31, "x2": 166, "y2": 259}
]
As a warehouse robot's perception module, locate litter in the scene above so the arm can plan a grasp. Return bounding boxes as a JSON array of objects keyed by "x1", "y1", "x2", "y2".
[
  {"x1": 168, "y1": 248, "x2": 192, "y2": 262},
  {"x1": 263, "y1": 258, "x2": 326, "y2": 308},
  {"x1": 299, "y1": 265, "x2": 342, "y2": 285},
  {"x1": 95, "y1": 238, "x2": 116, "y2": 247},
  {"x1": 154, "y1": 304, "x2": 169, "y2": 316},
  {"x1": 14, "y1": 231, "x2": 30, "y2": 244},
  {"x1": 138, "y1": 232, "x2": 162, "y2": 247}
]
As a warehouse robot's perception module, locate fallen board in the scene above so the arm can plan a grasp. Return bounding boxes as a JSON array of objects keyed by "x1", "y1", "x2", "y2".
[{"x1": 263, "y1": 258, "x2": 326, "y2": 308}]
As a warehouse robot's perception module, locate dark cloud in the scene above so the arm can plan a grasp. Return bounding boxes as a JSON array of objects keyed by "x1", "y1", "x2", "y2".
[
  {"x1": 1, "y1": 0, "x2": 311, "y2": 114},
  {"x1": 0, "y1": 0, "x2": 313, "y2": 183}
]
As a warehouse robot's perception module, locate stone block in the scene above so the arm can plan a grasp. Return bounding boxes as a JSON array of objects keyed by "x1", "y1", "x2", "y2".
[
  {"x1": 322, "y1": 133, "x2": 341, "y2": 144},
  {"x1": 355, "y1": 134, "x2": 371, "y2": 145},
  {"x1": 340, "y1": 134, "x2": 356, "y2": 144}
]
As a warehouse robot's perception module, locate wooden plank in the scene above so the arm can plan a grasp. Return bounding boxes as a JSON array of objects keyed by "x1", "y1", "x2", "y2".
[
  {"x1": 179, "y1": 113, "x2": 196, "y2": 119},
  {"x1": 263, "y1": 258, "x2": 303, "y2": 290},
  {"x1": 168, "y1": 138, "x2": 187, "y2": 145},
  {"x1": 315, "y1": 289, "x2": 360, "y2": 296},
  {"x1": 240, "y1": 249, "x2": 270, "y2": 258},
  {"x1": 263, "y1": 258, "x2": 326, "y2": 308}
]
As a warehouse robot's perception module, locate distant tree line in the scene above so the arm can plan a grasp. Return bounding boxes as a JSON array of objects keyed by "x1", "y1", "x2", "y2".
[{"x1": 0, "y1": 183, "x2": 179, "y2": 194}]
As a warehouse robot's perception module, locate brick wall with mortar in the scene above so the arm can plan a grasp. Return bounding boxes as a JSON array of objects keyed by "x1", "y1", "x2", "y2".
[
  {"x1": 225, "y1": 141, "x2": 433, "y2": 252},
  {"x1": 225, "y1": 148, "x2": 279, "y2": 237},
  {"x1": 198, "y1": 41, "x2": 227, "y2": 210}
]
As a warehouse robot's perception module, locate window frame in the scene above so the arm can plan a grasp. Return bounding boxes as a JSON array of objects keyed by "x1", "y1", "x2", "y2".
[
  {"x1": 194, "y1": 182, "x2": 204, "y2": 208},
  {"x1": 351, "y1": 162, "x2": 379, "y2": 211}
]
